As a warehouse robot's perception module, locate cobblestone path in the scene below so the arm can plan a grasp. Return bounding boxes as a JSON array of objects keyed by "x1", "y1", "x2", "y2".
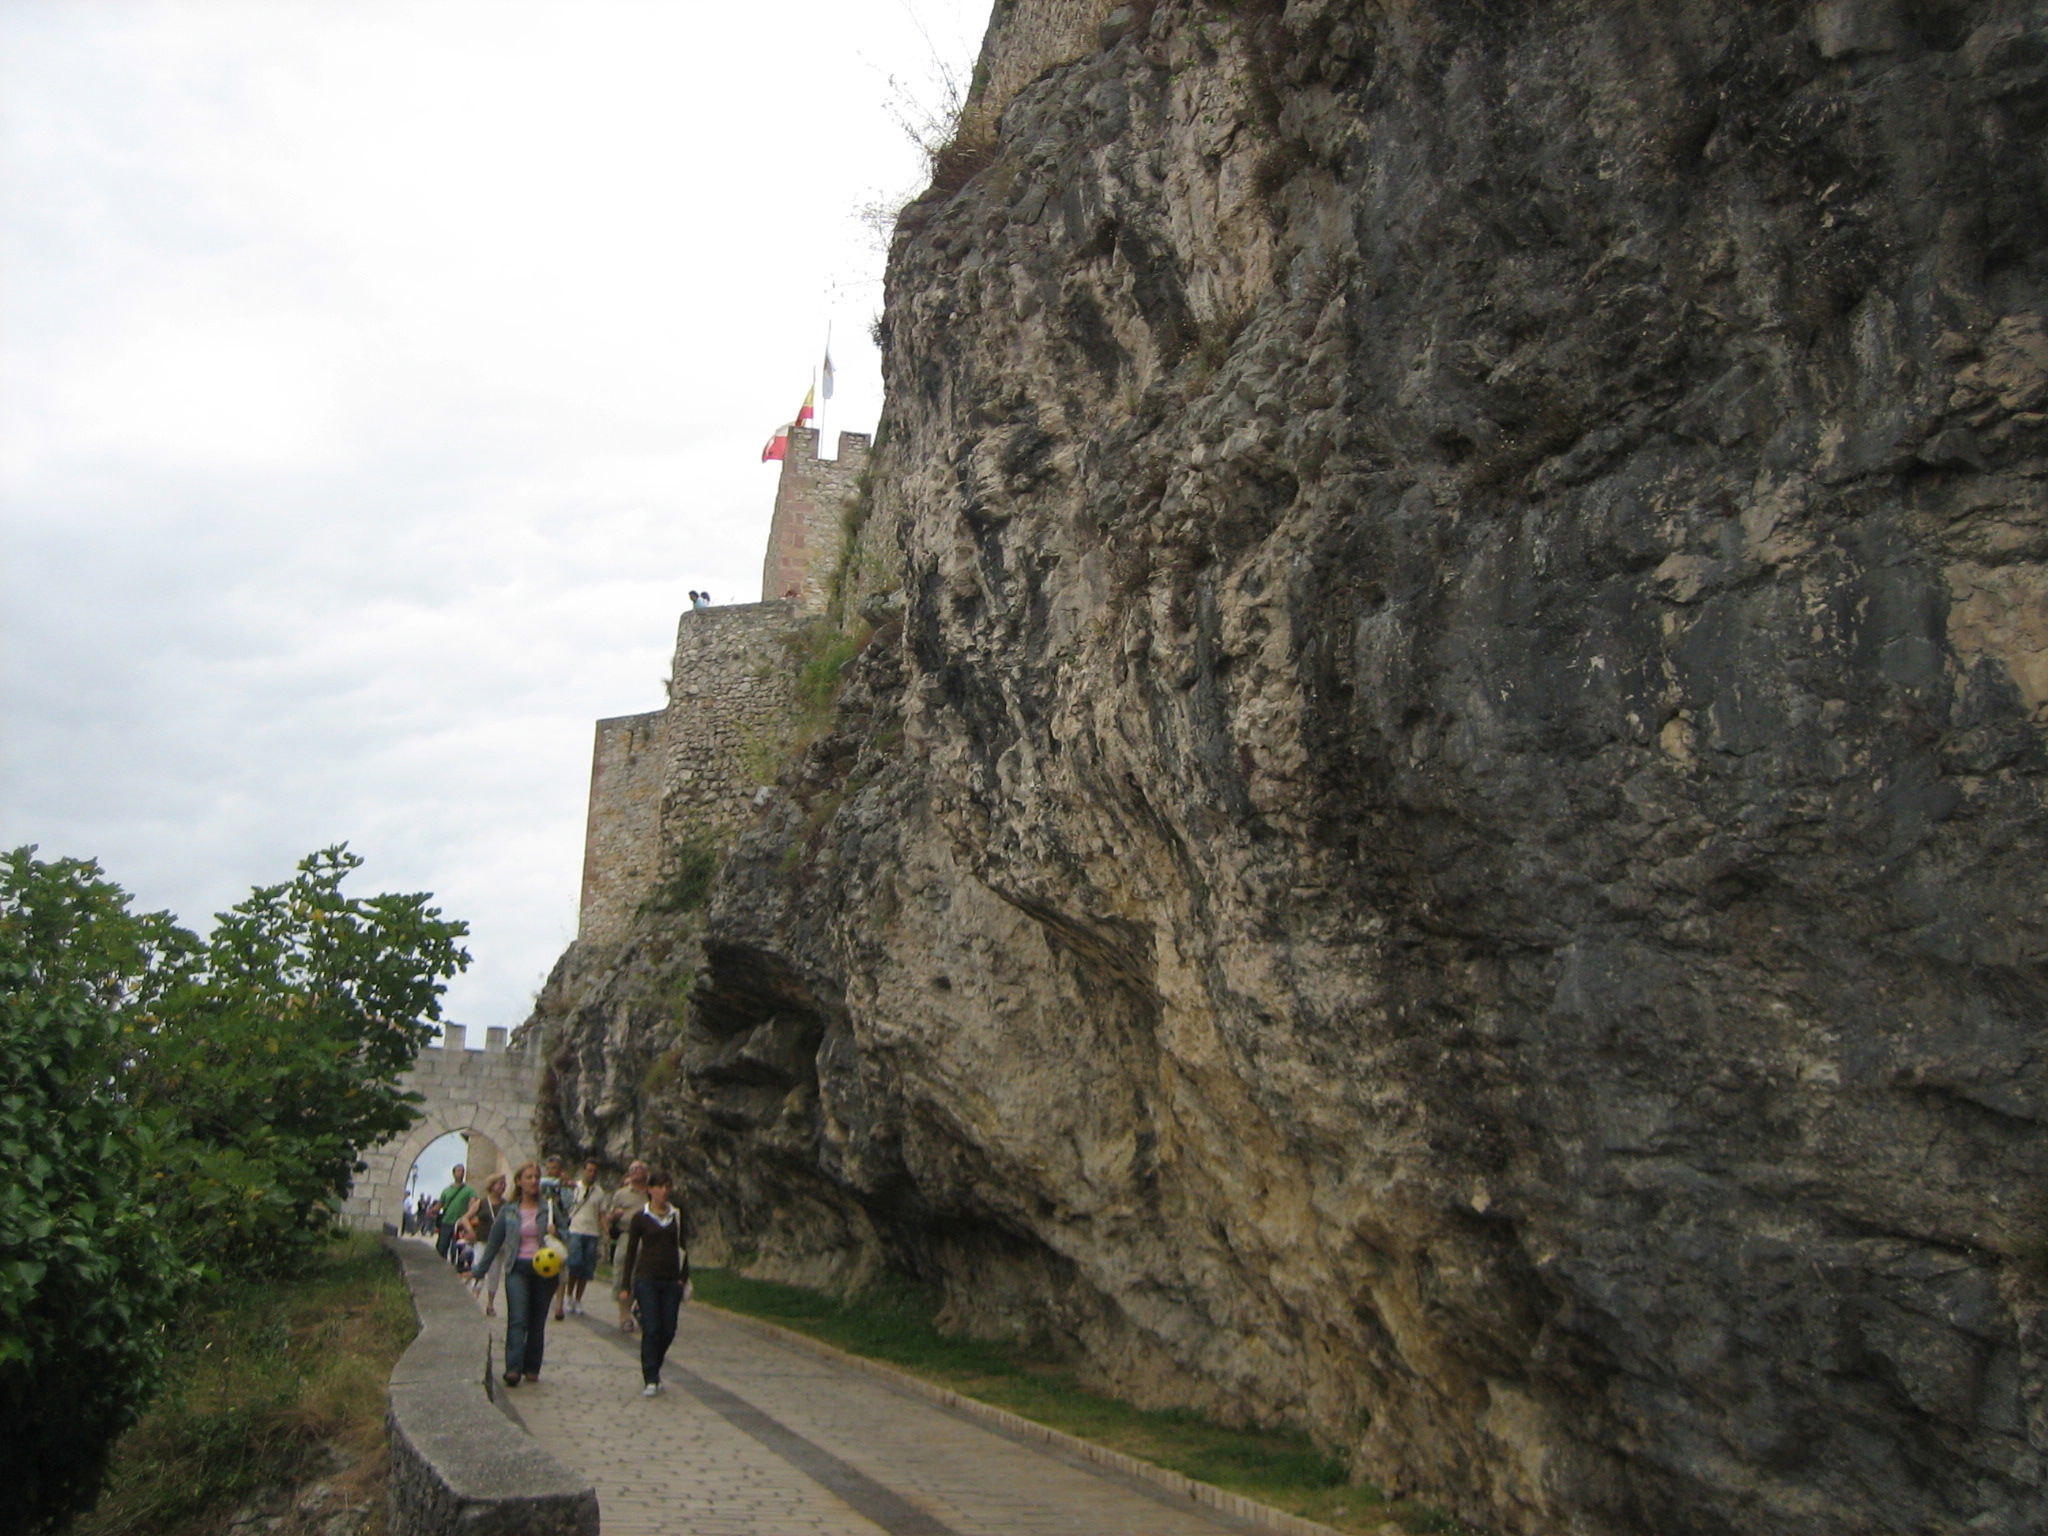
[{"x1": 495, "y1": 1299, "x2": 1284, "y2": 1536}]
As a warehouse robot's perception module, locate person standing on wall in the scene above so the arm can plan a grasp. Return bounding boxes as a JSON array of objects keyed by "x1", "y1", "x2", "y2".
[
  {"x1": 563, "y1": 1158, "x2": 607, "y2": 1317},
  {"x1": 616, "y1": 1170, "x2": 688, "y2": 1396},
  {"x1": 437, "y1": 1164, "x2": 477, "y2": 1262},
  {"x1": 473, "y1": 1161, "x2": 567, "y2": 1388}
]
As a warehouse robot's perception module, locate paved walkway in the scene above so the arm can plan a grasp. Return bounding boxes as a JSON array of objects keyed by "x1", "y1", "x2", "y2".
[{"x1": 491, "y1": 1297, "x2": 1284, "y2": 1536}]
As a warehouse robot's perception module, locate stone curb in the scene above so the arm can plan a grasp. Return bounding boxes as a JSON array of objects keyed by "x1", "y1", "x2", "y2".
[
  {"x1": 384, "y1": 1238, "x2": 599, "y2": 1536},
  {"x1": 697, "y1": 1301, "x2": 1353, "y2": 1536}
]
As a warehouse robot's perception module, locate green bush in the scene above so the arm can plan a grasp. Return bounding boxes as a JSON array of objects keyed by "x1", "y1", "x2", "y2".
[
  {"x1": 0, "y1": 851, "x2": 192, "y2": 1535},
  {"x1": 0, "y1": 845, "x2": 468, "y2": 1533},
  {"x1": 796, "y1": 626, "x2": 866, "y2": 712}
]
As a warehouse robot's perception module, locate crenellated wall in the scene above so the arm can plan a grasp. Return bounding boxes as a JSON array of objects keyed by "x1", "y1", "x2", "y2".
[
  {"x1": 571, "y1": 431, "x2": 868, "y2": 947},
  {"x1": 341, "y1": 1024, "x2": 543, "y2": 1231},
  {"x1": 761, "y1": 427, "x2": 870, "y2": 614}
]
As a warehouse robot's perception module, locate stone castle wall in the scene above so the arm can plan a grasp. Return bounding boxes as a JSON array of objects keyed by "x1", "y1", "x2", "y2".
[
  {"x1": 573, "y1": 425, "x2": 866, "y2": 946},
  {"x1": 659, "y1": 601, "x2": 805, "y2": 849},
  {"x1": 578, "y1": 711, "x2": 667, "y2": 947},
  {"x1": 341, "y1": 1024, "x2": 543, "y2": 1232},
  {"x1": 972, "y1": 0, "x2": 1117, "y2": 130},
  {"x1": 761, "y1": 428, "x2": 869, "y2": 614},
  {"x1": 577, "y1": 607, "x2": 807, "y2": 942}
]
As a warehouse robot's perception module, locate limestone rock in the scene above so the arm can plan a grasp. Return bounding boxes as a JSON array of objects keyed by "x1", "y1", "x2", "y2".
[{"x1": 537, "y1": 4, "x2": 2048, "y2": 1534}]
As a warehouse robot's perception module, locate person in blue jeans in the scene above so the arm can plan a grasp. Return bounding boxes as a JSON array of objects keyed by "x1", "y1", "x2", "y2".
[
  {"x1": 615, "y1": 1170, "x2": 688, "y2": 1396},
  {"x1": 562, "y1": 1158, "x2": 607, "y2": 1317},
  {"x1": 472, "y1": 1161, "x2": 566, "y2": 1388}
]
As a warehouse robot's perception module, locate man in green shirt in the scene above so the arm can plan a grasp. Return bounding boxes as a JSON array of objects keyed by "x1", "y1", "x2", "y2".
[{"x1": 437, "y1": 1164, "x2": 478, "y2": 1262}]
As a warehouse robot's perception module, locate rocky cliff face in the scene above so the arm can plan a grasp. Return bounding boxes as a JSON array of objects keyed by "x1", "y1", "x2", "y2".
[{"x1": 536, "y1": 3, "x2": 2048, "y2": 1532}]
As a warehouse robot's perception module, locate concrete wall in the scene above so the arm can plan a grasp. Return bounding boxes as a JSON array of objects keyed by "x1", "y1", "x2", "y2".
[
  {"x1": 760, "y1": 427, "x2": 869, "y2": 614},
  {"x1": 385, "y1": 1238, "x2": 598, "y2": 1536},
  {"x1": 341, "y1": 1026, "x2": 544, "y2": 1232}
]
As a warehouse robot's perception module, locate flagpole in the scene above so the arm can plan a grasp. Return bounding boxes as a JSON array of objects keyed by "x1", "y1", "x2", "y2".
[{"x1": 820, "y1": 318, "x2": 833, "y2": 443}]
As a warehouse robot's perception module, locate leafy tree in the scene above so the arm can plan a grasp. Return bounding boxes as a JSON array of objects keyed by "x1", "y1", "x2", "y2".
[
  {"x1": 0, "y1": 844, "x2": 469, "y2": 1534},
  {"x1": 0, "y1": 851, "x2": 194, "y2": 1536},
  {"x1": 129, "y1": 846, "x2": 472, "y2": 1272}
]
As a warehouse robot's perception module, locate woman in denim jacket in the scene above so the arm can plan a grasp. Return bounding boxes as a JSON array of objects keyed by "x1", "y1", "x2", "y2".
[{"x1": 472, "y1": 1161, "x2": 567, "y2": 1387}]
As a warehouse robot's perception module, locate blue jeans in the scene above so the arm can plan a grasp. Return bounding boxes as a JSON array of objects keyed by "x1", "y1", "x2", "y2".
[
  {"x1": 503, "y1": 1259, "x2": 559, "y2": 1377},
  {"x1": 567, "y1": 1232, "x2": 600, "y2": 1281},
  {"x1": 634, "y1": 1278, "x2": 683, "y2": 1385}
]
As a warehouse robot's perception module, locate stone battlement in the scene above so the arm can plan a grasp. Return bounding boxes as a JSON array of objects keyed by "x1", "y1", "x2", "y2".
[
  {"x1": 340, "y1": 1028, "x2": 543, "y2": 1231},
  {"x1": 423, "y1": 1022, "x2": 533, "y2": 1055},
  {"x1": 762, "y1": 428, "x2": 869, "y2": 616},
  {"x1": 574, "y1": 425, "x2": 869, "y2": 946}
]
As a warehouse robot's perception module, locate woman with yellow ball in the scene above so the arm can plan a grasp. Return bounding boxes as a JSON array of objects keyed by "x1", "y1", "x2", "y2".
[{"x1": 473, "y1": 1161, "x2": 568, "y2": 1387}]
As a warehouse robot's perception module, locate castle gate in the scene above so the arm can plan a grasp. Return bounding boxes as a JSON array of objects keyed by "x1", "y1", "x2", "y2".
[{"x1": 340, "y1": 1024, "x2": 544, "y2": 1232}]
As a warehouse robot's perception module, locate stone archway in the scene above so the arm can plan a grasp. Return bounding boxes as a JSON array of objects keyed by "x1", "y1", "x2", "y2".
[{"x1": 341, "y1": 1024, "x2": 545, "y2": 1233}]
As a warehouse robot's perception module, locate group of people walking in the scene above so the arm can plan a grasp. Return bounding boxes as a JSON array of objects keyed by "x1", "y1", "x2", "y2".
[{"x1": 428, "y1": 1155, "x2": 689, "y2": 1396}]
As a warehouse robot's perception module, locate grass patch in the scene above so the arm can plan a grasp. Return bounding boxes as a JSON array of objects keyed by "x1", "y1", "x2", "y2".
[
  {"x1": 72, "y1": 1232, "x2": 414, "y2": 1536},
  {"x1": 644, "y1": 838, "x2": 721, "y2": 915},
  {"x1": 691, "y1": 1268, "x2": 1484, "y2": 1534},
  {"x1": 737, "y1": 620, "x2": 875, "y2": 791},
  {"x1": 795, "y1": 625, "x2": 866, "y2": 714}
]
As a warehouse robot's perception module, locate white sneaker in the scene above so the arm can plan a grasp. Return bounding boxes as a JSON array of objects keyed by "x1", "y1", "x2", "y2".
[{"x1": 642, "y1": 1382, "x2": 660, "y2": 1397}]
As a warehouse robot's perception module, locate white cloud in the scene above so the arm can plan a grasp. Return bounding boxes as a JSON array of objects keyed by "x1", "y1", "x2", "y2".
[
  {"x1": 0, "y1": 0, "x2": 988, "y2": 1028},
  {"x1": 36, "y1": 312, "x2": 358, "y2": 471}
]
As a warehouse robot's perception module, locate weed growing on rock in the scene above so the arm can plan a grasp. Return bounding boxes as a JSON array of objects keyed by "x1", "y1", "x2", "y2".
[
  {"x1": 738, "y1": 620, "x2": 876, "y2": 794},
  {"x1": 645, "y1": 839, "x2": 721, "y2": 915}
]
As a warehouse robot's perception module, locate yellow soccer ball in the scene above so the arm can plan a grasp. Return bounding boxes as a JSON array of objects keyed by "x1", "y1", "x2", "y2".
[{"x1": 532, "y1": 1245, "x2": 563, "y2": 1279}]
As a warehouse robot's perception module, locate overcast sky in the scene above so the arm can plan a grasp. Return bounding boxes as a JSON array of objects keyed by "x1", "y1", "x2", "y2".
[{"x1": 1, "y1": 0, "x2": 989, "y2": 1035}]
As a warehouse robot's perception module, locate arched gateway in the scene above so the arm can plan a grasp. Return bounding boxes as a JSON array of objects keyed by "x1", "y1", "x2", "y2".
[{"x1": 340, "y1": 1024, "x2": 544, "y2": 1232}]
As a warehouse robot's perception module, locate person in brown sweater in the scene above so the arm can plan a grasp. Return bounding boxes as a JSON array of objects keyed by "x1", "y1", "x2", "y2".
[{"x1": 615, "y1": 1171, "x2": 688, "y2": 1395}]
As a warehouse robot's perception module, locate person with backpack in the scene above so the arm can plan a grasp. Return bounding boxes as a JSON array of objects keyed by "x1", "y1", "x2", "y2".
[
  {"x1": 615, "y1": 1170, "x2": 688, "y2": 1396},
  {"x1": 436, "y1": 1164, "x2": 477, "y2": 1261}
]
